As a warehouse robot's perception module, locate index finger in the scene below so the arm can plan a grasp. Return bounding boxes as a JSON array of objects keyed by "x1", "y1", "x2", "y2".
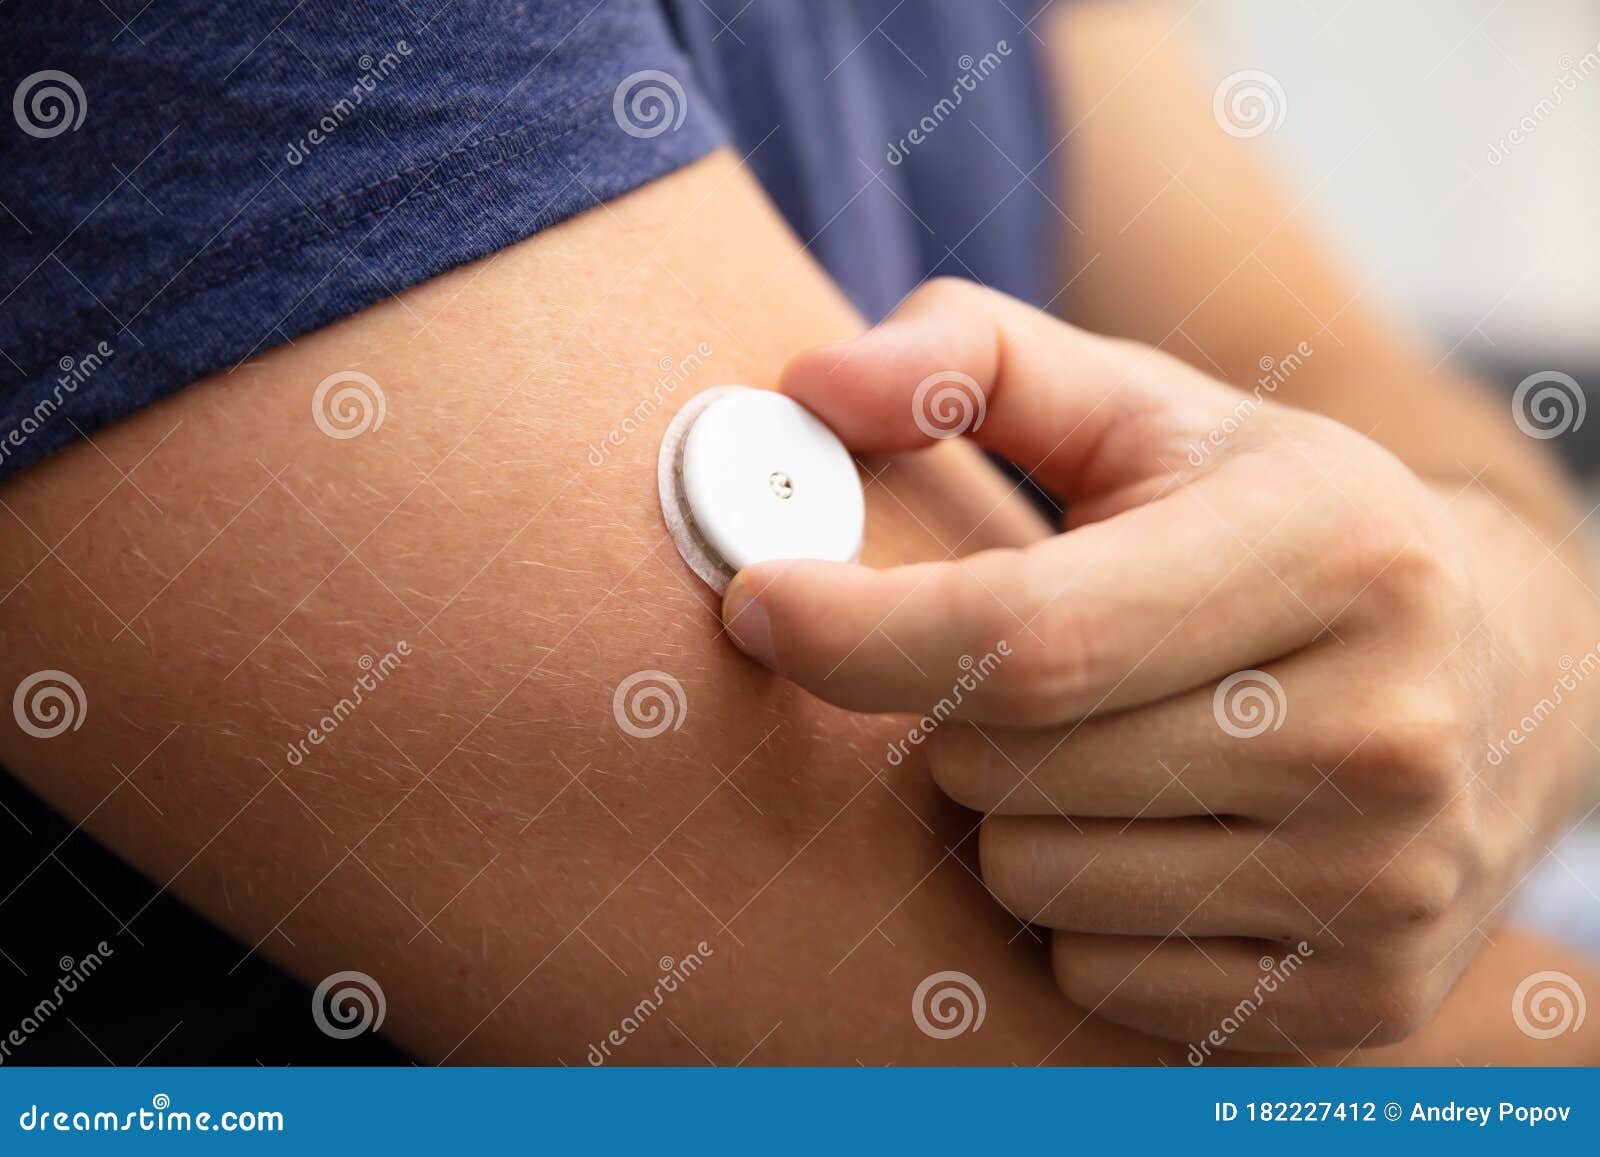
[{"x1": 779, "y1": 277, "x2": 1233, "y2": 503}]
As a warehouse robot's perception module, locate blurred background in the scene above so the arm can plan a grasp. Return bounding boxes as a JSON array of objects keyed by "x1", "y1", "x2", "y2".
[
  {"x1": 1190, "y1": 0, "x2": 1600, "y2": 466},
  {"x1": 1186, "y1": 0, "x2": 1600, "y2": 952},
  {"x1": 3, "y1": 0, "x2": 1597, "y2": 1064}
]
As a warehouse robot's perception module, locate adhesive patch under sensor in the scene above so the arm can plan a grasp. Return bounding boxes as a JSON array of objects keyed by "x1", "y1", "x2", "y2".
[{"x1": 658, "y1": 387, "x2": 865, "y2": 594}]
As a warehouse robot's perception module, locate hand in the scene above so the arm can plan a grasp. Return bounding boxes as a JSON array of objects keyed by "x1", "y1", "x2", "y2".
[{"x1": 720, "y1": 279, "x2": 1599, "y2": 1053}]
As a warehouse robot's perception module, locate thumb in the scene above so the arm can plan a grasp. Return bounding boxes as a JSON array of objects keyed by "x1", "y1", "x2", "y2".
[
  {"x1": 719, "y1": 553, "x2": 1028, "y2": 717},
  {"x1": 781, "y1": 277, "x2": 1226, "y2": 500}
]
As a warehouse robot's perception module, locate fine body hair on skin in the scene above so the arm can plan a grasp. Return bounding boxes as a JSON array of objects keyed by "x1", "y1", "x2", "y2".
[{"x1": 1, "y1": 152, "x2": 1594, "y2": 1065}]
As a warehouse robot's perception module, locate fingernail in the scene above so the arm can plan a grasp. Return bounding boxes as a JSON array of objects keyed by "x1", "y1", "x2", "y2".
[{"x1": 722, "y1": 575, "x2": 776, "y2": 669}]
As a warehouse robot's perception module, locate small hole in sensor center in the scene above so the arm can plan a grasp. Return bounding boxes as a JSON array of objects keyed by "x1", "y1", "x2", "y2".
[{"x1": 768, "y1": 471, "x2": 794, "y2": 499}]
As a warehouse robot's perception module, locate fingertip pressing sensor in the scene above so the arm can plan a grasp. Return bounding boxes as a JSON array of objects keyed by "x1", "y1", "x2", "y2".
[{"x1": 657, "y1": 386, "x2": 865, "y2": 594}]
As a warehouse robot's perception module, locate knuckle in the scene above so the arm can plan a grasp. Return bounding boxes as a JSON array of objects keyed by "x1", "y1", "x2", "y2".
[
  {"x1": 1353, "y1": 852, "x2": 1465, "y2": 932},
  {"x1": 982, "y1": 640, "x2": 1065, "y2": 724},
  {"x1": 990, "y1": 605, "x2": 1107, "y2": 727},
  {"x1": 927, "y1": 557, "x2": 1037, "y2": 717},
  {"x1": 942, "y1": 551, "x2": 1107, "y2": 726},
  {"x1": 1348, "y1": 967, "x2": 1443, "y2": 1045},
  {"x1": 1372, "y1": 541, "x2": 1463, "y2": 617},
  {"x1": 949, "y1": 538, "x2": 1155, "y2": 727},
  {"x1": 909, "y1": 276, "x2": 985, "y2": 313},
  {"x1": 1339, "y1": 689, "x2": 1470, "y2": 800},
  {"x1": 1321, "y1": 511, "x2": 1412, "y2": 594},
  {"x1": 1334, "y1": 518, "x2": 1466, "y2": 623}
]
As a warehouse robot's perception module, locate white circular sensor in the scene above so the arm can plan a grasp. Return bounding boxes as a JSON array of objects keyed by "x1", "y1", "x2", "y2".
[{"x1": 658, "y1": 387, "x2": 864, "y2": 593}]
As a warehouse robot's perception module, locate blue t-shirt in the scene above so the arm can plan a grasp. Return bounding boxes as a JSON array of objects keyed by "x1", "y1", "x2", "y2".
[{"x1": 0, "y1": 0, "x2": 1055, "y2": 479}]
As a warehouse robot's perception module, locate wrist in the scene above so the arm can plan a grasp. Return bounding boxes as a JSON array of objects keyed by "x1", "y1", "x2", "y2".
[{"x1": 1439, "y1": 481, "x2": 1600, "y2": 831}]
